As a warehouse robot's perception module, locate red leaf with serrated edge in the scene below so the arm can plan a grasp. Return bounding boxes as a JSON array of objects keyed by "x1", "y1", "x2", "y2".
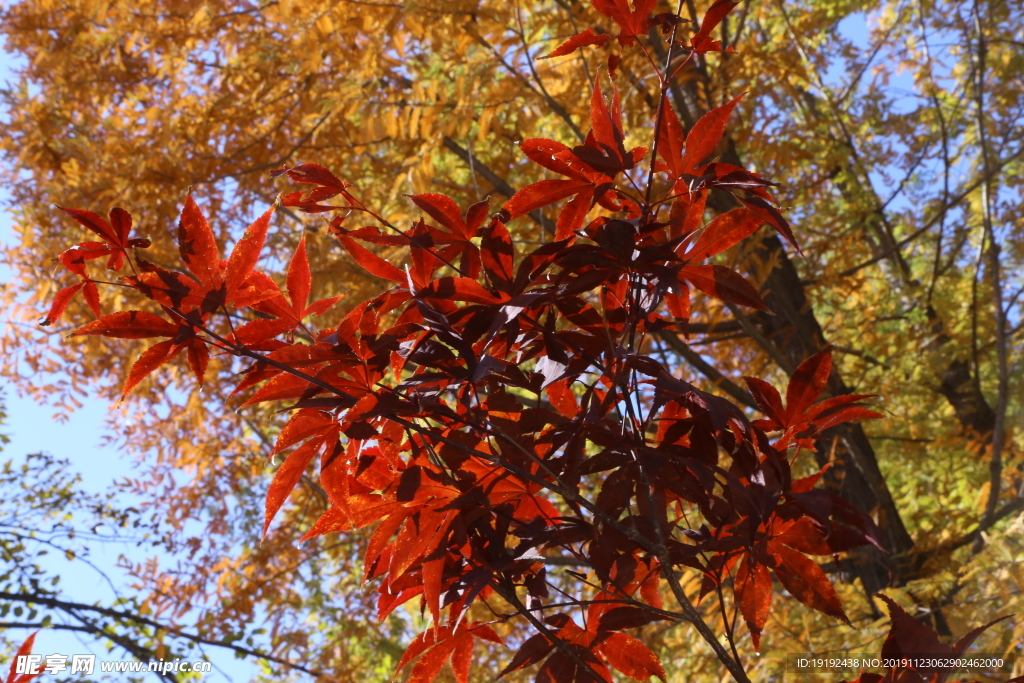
[
  {"x1": 109, "y1": 207, "x2": 132, "y2": 244},
  {"x1": 742, "y1": 376, "x2": 785, "y2": 426},
  {"x1": 952, "y1": 613, "x2": 1012, "y2": 656},
  {"x1": 273, "y1": 410, "x2": 338, "y2": 454},
  {"x1": 121, "y1": 339, "x2": 181, "y2": 398},
  {"x1": 791, "y1": 465, "x2": 828, "y2": 493},
  {"x1": 72, "y1": 311, "x2": 179, "y2": 339},
  {"x1": 592, "y1": 0, "x2": 659, "y2": 43},
  {"x1": 177, "y1": 194, "x2": 221, "y2": 284},
  {"x1": 264, "y1": 440, "x2": 319, "y2": 535},
  {"x1": 497, "y1": 633, "x2": 554, "y2": 678},
  {"x1": 536, "y1": 646, "x2": 612, "y2": 683},
  {"x1": 417, "y1": 277, "x2": 504, "y2": 304},
  {"x1": 680, "y1": 94, "x2": 743, "y2": 173},
  {"x1": 226, "y1": 205, "x2": 275, "y2": 296},
  {"x1": 656, "y1": 97, "x2": 685, "y2": 178},
  {"x1": 82, "y1": 281, "x2": 101, "y2": 316},
  {"x1": 589, "y1": 75, "x2": 623, "y2": 155},
  {"x1": 690, "y1": 0, "x2": 739, "y2": 54},
  {"x1": 599, "y1": 633, "x2": 666, "y2": 682},
  {"x1": 57, "y1": 207, "x2": 118, "y2": 244},
  {"x1": 301, "y1": 494, "x2": 391, "y2": 541},
  {"x1": 422, "y1": 552, "x2": 446, "y2": 626},
  {"x1": 450, "y1": 635, "x2": 474, "y2": 683},
  {"x1": 597, "y1": 606, "x2": 664, "y2": 632},
  {"x1": 664, "y1": 284, "x2": 691, "y2": 327},
  {"x1": 786, "y1": 347, "x2": 833, "y2": 422},
  {"x1": 240, "y1": 372, "x2": 313, "y2": 407},
  {"x1": 40, "y1": 282, "x2": 86, "y2": 326},
  {"x1": 186, "y1": 341, "x2": 209, "y2": 385},
  {"x1": 771, "y1": 545, "x2": 849, "y2": 624},
  {"x1": 409, "y1": 193, "x2": 466, "y2": 237},
  {"x1": 232, "y1": 318, "x2": 294, "y2": 346},
  {"x1": 735, "y1": 554, "x2": 772, "y2": 651},
  {"x1": 305, "y1": 294, "x2": 344, "y2": 317},
  {"x1": 336, "y1": 234, "x2": 405, "y2": 283},
  {"x1": 679, "y1": 264, "x2": 767, "y2": 310},
  {"x1": 504, "y1": 179, "x2": 593, "y2": 219},
  {"x1": 775, "y1": 517, "x2": 832, "y2": 555},
  {"x1": 739, "y1": 195, "x2": 800, "y2": 252},
  {"x1": 5, "y1": 631, "x2": 41, "y2": 683},
  {"x1": 287, "y1": 235, "x2": 312, "y2": 312},
  {"x1": 546, "y1": 379, "x2": 580, "y2": 419},
  {"x1": 556, "y1": 186, "x2": 596, "y2": 240},
  {"x1": 684, "y1": 208, "x2": 762, "y2": 262},
  {"x1": 282, "y1": 164, "x2": 350, "y2": 208},
  {"x1": 542, "y1": 28, "x2": 612, "y2": 59},
  {"x1": 57, "y1": 242, "x2": 114, "y2": 277},
  {"x1": 481, "y1": 220, "x2": 514, "y2": 287},
  {"x1": 811, "y1": 406, "x2": 885, "y2": 433},
  {"x1": 519, "y1": 139, "x2": 596, "y2": 182},
  {"x1": 398, "y1": 629, "x2": 447, "y2": 675},
  {"x1": 877, "y1": 594, "x2": 949, "y2": 659}
]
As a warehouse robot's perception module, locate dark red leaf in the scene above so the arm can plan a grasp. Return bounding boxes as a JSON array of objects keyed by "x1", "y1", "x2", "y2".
[
  {"x1": 656, "y1": 97, "x2": 685, "y2": 178},
  {"x1": 771, "y1": 545, "x2": 849, "y2": 625},
  {"x1": 497, "y1": 634, "x2": 554, "y2": 678},
  {"x1": 679, "y1": 265, "x2": 767, "y2": 310},
  {"x1": 742, "y1": 376, "x2": 785, "y2": 427},
  {"x1": 735, "y1": 554, "x2": 772, "y2": 650},
  {"x1": 785, "y1": 347, "x2": 833, "y2": 423}
]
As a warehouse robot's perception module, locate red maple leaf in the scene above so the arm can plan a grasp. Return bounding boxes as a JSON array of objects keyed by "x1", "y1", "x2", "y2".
[
  {"x1": 503, "y1": 75, "x2": 646, "y2": 240},
  {"x1": 743, "y1": 347, "x2": 883, "y2": 449}
]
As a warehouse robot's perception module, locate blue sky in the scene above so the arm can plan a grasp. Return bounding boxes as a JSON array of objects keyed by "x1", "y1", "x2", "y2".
[{"x1": 0, "y1": 48, "x2": 260, "y2": 683}]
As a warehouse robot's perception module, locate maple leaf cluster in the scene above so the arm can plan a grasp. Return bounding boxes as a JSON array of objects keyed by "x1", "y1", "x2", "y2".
[{"x1": 35, "y1": 1, "x2": 1016, "y2": 681}]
